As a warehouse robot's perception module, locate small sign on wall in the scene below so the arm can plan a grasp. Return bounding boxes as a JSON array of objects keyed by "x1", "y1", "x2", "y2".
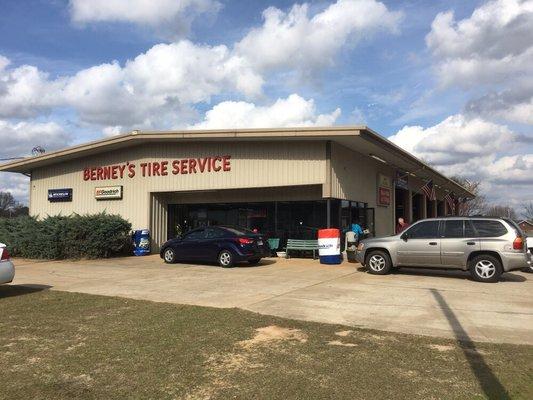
[
  {"x1": 377, "y1": 187, "x2": 391, "y2": 206},
  {"x1": 95, "y1": 186, "x2": 123, "y2": 200},
  {"x1": 48, "y1": 188, "x2": 73, "y2": 202},
  {"x1": 395, "y1": 170, "x2": 409, "y2": 190},
  {"x1": 377, "y1": 173, "x2": 391, "y2": 207}
]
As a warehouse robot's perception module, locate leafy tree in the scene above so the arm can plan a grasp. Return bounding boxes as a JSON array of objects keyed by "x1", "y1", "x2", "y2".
[
  {"x1": 0, "y1": 191, "x2": 28, "y2": 218},
  {"x1": 0, "y1": 192, "x2": 17, "y2": 216}
]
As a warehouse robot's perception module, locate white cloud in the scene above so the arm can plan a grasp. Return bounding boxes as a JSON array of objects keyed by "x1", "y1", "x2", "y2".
[
  {"x1": 0, "y1": 0, "x2": 402, "y2": 131},
  {"x1": 236, "y1": 0, "x2": 402, "y2": 74},
  {"x1": 190, "y1": 94, "x2": 341, "y2": 129},
  {"x1": 485, "y1": 154, "x2": 533, "y2": 185},
  {"x1": 0, "y1": 56, "x2": 63, "y2": 118},
  {"x1": 62, "y1": 41, "x2": 262, "y2": 128},
  {"x1": 69, "y1": 0, "x2": 221, "y2": 38},
  {"x1": 390, "y1": 114, "x2": 516, "y2": 165},
  {"x1": 0, "y1": 119, "x2": 70, "y2": 158},
  {"x1": 389, "y1": 114, "x2": 533, "y2": 203},
  {"x1": 0, "y1": 40, "x2": 263, "y2": 129},
  {"x1": 426, "y1": 0, "x2": 533, "y2": 88},
  {"x1": 0, "y1": 119, "x2": 70, "y2": 202},
  {"x1": 465, "y1": 82, "x2": 533, "y2": 125},
  {"x1": 0, "y1": 172, "x2": 30, "y2": 203}
]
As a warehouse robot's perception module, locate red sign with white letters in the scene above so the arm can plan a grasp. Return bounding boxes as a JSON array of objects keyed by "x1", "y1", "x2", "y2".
[{"x1": 83, "y1": 156, "x2": 231, "y2": 181}]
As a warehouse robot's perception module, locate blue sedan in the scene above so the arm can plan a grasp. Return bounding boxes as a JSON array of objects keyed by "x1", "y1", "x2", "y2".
[{"x1": 160, "y1": 226, "x2": 271, "y2": 267}]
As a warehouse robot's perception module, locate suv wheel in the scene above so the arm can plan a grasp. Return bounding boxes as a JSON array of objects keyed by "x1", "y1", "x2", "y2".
[
  {"x1": 366, "y1": 250, "x2": 392, "y2": 275},
  {"x1": 469, "y1": 254, "x2": 502, "y2": 283},
  {"x1": 163, "y1": 248, "x2": 176, "y2": 264},
  {"x1": 218, "y1": 250, "x2": 235, "y2": 268}
]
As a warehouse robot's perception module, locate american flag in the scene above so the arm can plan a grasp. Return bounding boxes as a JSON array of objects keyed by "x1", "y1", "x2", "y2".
[
  {"x1": 420, "y1": 180, "x2": 437, "y2": 201},
  {"x1": 444, "y1": 192, "x2": 455, "y2": 213}
]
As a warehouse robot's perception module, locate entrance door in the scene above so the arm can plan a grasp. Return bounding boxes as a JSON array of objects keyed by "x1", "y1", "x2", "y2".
[
  {"x1": 396, "y1": 220, "x2": 441, "y2": 266},
  {"x1": 365, "y1": 208, "x2": 375, "y2": 237},
  {"x1": 395, "y1": 188, "x2": 408, "y2": 221}
]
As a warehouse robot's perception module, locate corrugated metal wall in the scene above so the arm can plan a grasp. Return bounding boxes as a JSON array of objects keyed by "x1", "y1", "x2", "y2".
[
  {"x1": 330, "y1": 142, "x2": 395, "y2": 236},
  {"x1": 150, "y1": 193, "x2": 168, "y2": 249},
  {"x1": 30, "y1": 140, "x2": 327, "y2": 233}
]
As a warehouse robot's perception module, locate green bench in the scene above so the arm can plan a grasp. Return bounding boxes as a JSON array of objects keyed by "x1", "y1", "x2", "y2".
[{"x1": 286, "y1": 239, "x2": 319, "y2": 259}]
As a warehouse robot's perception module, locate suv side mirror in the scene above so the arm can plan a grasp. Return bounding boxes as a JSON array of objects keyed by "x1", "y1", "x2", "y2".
[{"x1": 401, "y1": 232, "x2": 409, "y2": 241}]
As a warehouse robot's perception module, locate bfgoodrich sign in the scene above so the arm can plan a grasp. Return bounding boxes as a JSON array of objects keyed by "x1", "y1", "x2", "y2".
[{"x1": 95, "y1": 186, "x2": 123, "y2": 200}]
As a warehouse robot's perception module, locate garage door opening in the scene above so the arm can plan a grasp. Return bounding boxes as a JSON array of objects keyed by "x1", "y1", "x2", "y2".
[{"x1": 395, "y1": 187, "x2": 409, "y2": 222}]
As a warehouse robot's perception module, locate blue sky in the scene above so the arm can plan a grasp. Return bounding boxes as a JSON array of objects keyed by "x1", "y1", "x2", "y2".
[{"x1": 0, "y1": 0, "x2": 532, "y2": 207}]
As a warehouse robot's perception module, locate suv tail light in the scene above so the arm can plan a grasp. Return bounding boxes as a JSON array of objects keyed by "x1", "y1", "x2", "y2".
[
  {"x1": 513, "y1": 236, "x2": 524, "y2": 250},
  {"x1": 237, "y1": 237, "x2": 254, "y2": 245},
  {"x1": 1, "y1": 248, "x2": 10, "y2": 261}
]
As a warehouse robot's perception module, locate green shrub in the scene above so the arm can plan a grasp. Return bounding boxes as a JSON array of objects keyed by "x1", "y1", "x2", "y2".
[{"x1": 0, "y1": 213, "x2": 132, "y2": 259}]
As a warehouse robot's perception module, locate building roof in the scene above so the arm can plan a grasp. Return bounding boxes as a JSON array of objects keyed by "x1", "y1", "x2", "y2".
[
  {"x1": 0, "y1": 126, "x2": 474, "y2": 198},
  {"x1": 518, "y1": 220, "x2": 533, "y2": 226}
]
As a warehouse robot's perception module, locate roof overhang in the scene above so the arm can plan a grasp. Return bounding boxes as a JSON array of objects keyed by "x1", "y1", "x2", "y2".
[{"x1": 0, "y1": 126, "x2": 474, "y2": 198}]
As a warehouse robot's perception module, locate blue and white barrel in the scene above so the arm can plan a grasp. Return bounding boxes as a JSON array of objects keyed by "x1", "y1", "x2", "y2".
[
  {"x1": 133, "y1": 229, "x2": 150, "y2": 256},
  {"x1": 318, "y1": 228, "x2": 342, "y2": 264}
]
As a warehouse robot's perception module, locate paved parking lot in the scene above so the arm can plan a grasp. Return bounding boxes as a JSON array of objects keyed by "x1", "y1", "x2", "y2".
[{"x1": 7, "y1": 255, "x2": 533, "y2": 345}]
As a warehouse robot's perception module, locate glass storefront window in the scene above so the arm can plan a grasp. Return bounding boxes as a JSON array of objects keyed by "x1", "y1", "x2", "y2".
[
  {"x1": 168, "y1": 200, "x2": 327, "y2": 243},
  {"x1": 167, "y1": 198, "x2": 372, "y2": 245}
]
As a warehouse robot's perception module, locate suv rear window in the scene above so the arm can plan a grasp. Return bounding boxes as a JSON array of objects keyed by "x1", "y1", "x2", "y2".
[
  {"x1": 503, "y1": 218, "x2": 525, "y2": 237},
  {"x1": 472, "y1": 220, "x2": 507, "y2": 237}
]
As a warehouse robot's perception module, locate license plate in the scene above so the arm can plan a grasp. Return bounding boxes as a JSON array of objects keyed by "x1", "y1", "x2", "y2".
[{"x1": 257, "y1": 240, "x2": 263, "y2": 246}]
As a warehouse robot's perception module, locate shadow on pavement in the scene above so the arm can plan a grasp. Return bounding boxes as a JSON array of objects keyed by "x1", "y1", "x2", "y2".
[
  {"x1": 430, "y1": 288, "x2": 511, "y2": 400},
  {"x1": 175, "y1": 259, "x2": 278, "y2": 268},
  {"x1": 0, "y1": 284, "x2": 52, "y2": 298}
]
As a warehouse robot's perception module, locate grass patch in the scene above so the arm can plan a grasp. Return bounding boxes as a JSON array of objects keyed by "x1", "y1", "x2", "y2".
[{"x1": 1, "y1": 285, "x2": 532, "y2": 399}]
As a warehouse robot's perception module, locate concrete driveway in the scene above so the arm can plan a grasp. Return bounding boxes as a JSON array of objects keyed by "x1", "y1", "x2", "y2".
[{"x1": 6, "y1": 255, "x2": 533, "y2": 345}]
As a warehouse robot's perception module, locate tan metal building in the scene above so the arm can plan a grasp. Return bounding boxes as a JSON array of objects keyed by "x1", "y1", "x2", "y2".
[{"x1": 0, "y1": 127, "x2": 472, "y2": 250}]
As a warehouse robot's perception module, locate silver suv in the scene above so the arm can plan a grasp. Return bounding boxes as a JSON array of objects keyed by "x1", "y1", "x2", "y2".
[{"x1": 356, "y1": 217, "x2": 529, "y2": 283}]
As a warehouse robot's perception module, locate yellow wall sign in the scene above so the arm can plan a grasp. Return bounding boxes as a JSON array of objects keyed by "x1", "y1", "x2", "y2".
[{"x1": 378, "y1": 173, "x2": 391, "y2": 188}]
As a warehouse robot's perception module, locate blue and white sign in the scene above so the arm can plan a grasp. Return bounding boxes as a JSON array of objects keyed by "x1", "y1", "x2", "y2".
[{"x1": 48, "y1": 188, "x2": 73, "y2": 202}]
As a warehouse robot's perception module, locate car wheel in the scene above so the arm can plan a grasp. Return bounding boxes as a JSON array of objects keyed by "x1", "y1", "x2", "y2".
[
  {"x1": 366, "y1": 250, "x2": 392, "y2": 275},
  {"x1": 248, "y1": 258, "x2": 261, "y2": 265},
  {"x1": 469, "y1": 254, "x2": 502, "y2": 283},
  {"x1": 218, "y1": 250, "x2": 234, "y2": 268},
  {"x1": 163, "y1": 248, "x2": 176, "y2": 264}
]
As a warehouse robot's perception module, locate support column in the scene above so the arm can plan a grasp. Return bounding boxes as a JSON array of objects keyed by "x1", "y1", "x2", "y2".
[
  {"x1": 274, "y1": 201, "x2": 278, "y2": 233},
  {"x1": 421, "y1": 195, "x2": 427, "y2": 219},
  {"x1": 407, "y1": 190, "x2": 413, "y2": 223},
  {"x1": 326, "y1": 198, "x2": 331, "y2": 228},
  {"x1": 432, "y1": 200, "x2": 438, "y2": 218}
]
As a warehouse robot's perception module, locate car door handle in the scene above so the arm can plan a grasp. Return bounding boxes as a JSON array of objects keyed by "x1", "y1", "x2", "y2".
[
  {"x1": 429, "y1": 242, "x2": 438, "y2": 246},
  {"x1": 467, "y1": 242, "x2": 476, "y2": 245}
]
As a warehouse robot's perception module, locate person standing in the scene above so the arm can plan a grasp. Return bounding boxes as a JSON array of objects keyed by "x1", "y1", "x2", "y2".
[
  {"x1": 396, "y1": 217, "x2": 409, "y2": 234},
  {"x1": 351, "y1": 219, "x2": 365, "y2": 244}
]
